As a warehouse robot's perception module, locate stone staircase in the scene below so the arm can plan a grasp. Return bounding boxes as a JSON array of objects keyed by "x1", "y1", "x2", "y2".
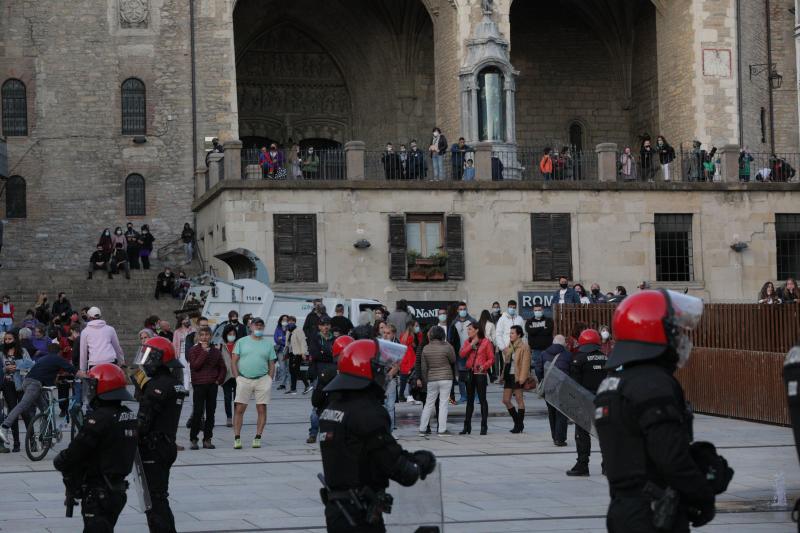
[{"x1": 0, "y1": 262, "x2": 203, "y2": 359}]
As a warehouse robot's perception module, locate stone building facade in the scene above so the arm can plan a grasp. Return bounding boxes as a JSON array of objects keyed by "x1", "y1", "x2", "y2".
[{"x1": 1, "y1": 0, "x2": 800, "y2": 273}]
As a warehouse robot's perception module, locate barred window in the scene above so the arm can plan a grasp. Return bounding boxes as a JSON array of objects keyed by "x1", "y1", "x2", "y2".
[
  {"x1": 654, "y1": 214, "x2": 694, "y2": 282},
  {"x1": 5, "y1": 175, "x2": 26, "y2": 218},
  {"x1": 121, "y1": 78, "x2": 146, "y2": 135},
  {"x1": 2, "y1": 79, "x2": 28, "y2": 136},
  {"x1": 125, "y1": 174, "x2": 146, "y2": 216},
  {"x1": 776, "y1": 214, "x2": 800, "y2": 280}
]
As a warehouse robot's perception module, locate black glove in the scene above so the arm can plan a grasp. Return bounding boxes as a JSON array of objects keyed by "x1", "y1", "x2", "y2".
[
  {"x1": 690, "y1": 441, "x2": 734, "y2": 494},
  {"x1": 53, "y1": 450, "x2": 66, "y2": 473},
  {"x1": 689, "y1": 500, "x2": 715, "y2": 528},
  {"x1": 412, "y1": 450, "x2": 436, "y2": 480}
]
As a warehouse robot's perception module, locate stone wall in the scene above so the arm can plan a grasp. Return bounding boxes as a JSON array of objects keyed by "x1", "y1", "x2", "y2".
[
  {"x1": 195, "y1": 182, "x2": 799, "y2": 305},
  {"x1": 739, "y1": 0, "x2": 771, "y2": 152},
  {"x1": 630, "y1": 3, "x2": 661, "y2": 149},
  {"x1": 769, "y1": 0, "x2": 799, "y2": 153}
]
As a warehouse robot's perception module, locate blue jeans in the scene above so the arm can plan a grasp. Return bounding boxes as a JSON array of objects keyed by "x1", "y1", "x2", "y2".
[
  {"x1": 432, "y1": 154, "x2": 444, "y2": 179},
  {"x1": 309, "y1": 407, "x2": 319, "y2": 438},
  {"x1": 384, "y1": 377, "x2": 397, "y2": 430},
  {"x1": 274, "y1": 357, "x2": 290, "y2": 389},
  {"x1": 532, "y1": 350, "x2": 544, "y2": 380},
  {"x1": 0, "y1": 319, "x2": 12, "y2": 333}
]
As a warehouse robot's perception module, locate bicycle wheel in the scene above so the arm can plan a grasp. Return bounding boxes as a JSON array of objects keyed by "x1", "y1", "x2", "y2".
[{"x1": 25, "y1": 413, "x2": 52, "y2": 461}]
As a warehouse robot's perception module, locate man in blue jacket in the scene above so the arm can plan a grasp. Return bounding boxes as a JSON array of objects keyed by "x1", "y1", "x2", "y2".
[
  {"x1": 535, "y1": 335, "x2": 570, "y2": 447},
  {"x1": 552, "y1": 276, "x2": 581, "y2": 305}
]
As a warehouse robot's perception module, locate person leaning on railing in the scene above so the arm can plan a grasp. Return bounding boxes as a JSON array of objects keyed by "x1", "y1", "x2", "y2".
[
  {"x1": 301, "y1": 147, "x2": 320, "y2": 179},
  {"x1": 758, "y1": 281, "x2": 782, "y2": 304},
  {"x1": 780, "y1": 278, "x2": 798, "y2": 303}
]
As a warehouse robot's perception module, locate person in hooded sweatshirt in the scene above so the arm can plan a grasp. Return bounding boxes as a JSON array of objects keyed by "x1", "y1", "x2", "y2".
[
  {"x1": 78, "y1": 307, "x2": 125, "y2": 372},
  {"x1": 535, "y1": 335, "x2": 570, "y2": 447}
]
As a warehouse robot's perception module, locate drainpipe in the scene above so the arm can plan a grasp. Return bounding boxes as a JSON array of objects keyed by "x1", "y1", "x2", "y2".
[
  {"x1": 189, "y1": 0, "x2": 203, "y2": 271},
  {"x1": 766, "y1": 0, "x2": 776, "y2": 154},
  {"x1": 736, "y1": 0, "x2": 743, "y2": 146}
]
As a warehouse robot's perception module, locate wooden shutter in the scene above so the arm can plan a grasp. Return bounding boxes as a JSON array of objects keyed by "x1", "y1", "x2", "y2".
[
  {"x1": 531, "y1": 213, "x2": 571, "y2": 281},
  {"x1": 273, "y1": 214, "x2": 317, "y2": 283},
  {"x1": 388, "y1": 215, "x2": 407, "y2": 280},
  {"x1": 445, "y1": 214, "x2": 465, "y2": 280}
]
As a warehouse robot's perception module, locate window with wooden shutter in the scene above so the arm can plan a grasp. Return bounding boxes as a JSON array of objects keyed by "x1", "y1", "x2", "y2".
[
  {"x1": 273, "y1": 214, "x2": 318, "y2": 283},
  {"x1": 445, "y1": 214, "x2": 465, "y2": 280},
  {"x1": 388, "y1": 215, "x2": 407, "y2": 280},
  {"x1": 531, "y1": 213, "x2": 572, "y2": 281}
]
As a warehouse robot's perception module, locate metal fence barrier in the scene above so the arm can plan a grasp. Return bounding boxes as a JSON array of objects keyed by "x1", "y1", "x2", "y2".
[
  {"x1": 365, "y1": 149, "x2": 473, "y2": 181},
  {"x1": 241, "y1": 148, "x2": 345, "y2": 180}
]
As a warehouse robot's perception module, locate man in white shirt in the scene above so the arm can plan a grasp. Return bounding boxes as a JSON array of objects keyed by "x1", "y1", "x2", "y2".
[{"x1": 495, "y1": 299, "x2": 525, "y2": 354}]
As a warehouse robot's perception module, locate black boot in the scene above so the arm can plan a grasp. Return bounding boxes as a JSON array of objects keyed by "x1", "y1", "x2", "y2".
[
  {"x1": 517, "y1": 409, "x2": 525, "y2": 433},
  {"x1": 566, "y1": 460, "x2": 590, "y2": 477},
  {"x1": 459, "y1": 421, "x2": 471, "y2": 435},
  {"x1": 87, "y1": 272, "x2": 92, "y2": 280},
  {"x1": 508, "y1": 407, "x2": 520, "y2": 433},
  {"x1": 480, "y1": 422, "x2": 488, "y2": 435}
]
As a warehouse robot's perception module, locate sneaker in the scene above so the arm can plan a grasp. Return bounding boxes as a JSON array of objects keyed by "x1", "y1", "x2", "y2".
[
  {"x1": 303, "y1": 385, "x2": 314, "y2": 395},
  {"x1": 190, "y1": 440, "x2": 199, "y2": 450},
  {"x1": 418, "y1": 432, "x2": 427, "y2": 437},
  {"x1": 226, "y1": 418, "x2": 232, "y2": 428},
  {"x1": 277, "y1": 385, "x2": 286, "y2": 390},
  {"x1": 405, "y1": 396, "x2": 415, "y2": 403},
  {"x1": 553, "y1": 440, "x2": 568, "y2": 447},
  {"x1": 202, "y1": 440, "x2": 216, "y2": 449},
  {"x1": 285, "y1": 389, "x2": 297, "y2": 395},
  {"x1": 306, "y1": 435, "x2": 317, "y2": 444},
  {"x1": 252, "y1": 437, "x2": 262, "y2": 448},
  {"x1": 438, "y1": 430, "x2": 451, "y2": 435},
  {"x1": 11, "y1": 443, "x2": 19, "y2": 453},
  {"x1": 176, "y1": 445, "x2": 185, "y2": 451},
  {"x1": 0, "y1": 426, "x2": 10, "y2": 445},
  {"x1": 566, "y1": 462, "x2": 590, "y2": 477},
  {"x1": 233, "y1": 437, "x2": 242, "y2": 450}
]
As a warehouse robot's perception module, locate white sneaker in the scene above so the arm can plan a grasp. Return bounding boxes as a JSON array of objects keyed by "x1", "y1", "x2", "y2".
[
  {"x1": 406, "y1": 396, "x2": 415, "y2": 403},
  {"x1": 0, "y1": 426, "x2": 10, "y2": 445}
]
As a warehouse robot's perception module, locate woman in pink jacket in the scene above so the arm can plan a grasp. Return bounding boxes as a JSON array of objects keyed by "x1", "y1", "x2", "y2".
[{"x1": 459, "y1": 322, "x2": 495, "y2": 435}]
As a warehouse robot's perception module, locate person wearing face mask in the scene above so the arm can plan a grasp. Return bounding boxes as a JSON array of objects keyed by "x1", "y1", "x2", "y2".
[
  {"x1": 448, "y1": 302, "x2": 475, "y2": 404},
  {"x1": 285, "y1": 316, "x2": 310, "y2": 394},
  {"x1": 0, "y1": 295, "x2": 13, "y2": 333},
  {"x1": 301, "y1": 146, "x2": 320, "y2": 179},
  {"x1": 288, "y1": 143, "x2": 303, "y2": 179},
  {"x1": 97, "y1": 228, "x2": 113, "y2": 256},
  {"x1": 231, "y1": 317, "x2": 277, "y2": 449},
  {"x1": 640, "y1": 137, "x2": 657, "y2": 181},
  {"x1": 382, "y1": 142, "x2": 402, "y2": 180},
  {"x1": 599, "y1": 325, "x2": 615, "y2": 355},
  {"x1": 88, "y1": 244, "x2": 112, "y2": 280},
  {"x1": 330, "y1": 304, "x2": 354, "y2": 337},
  {"x1": 218, "y1": 310, "x2": 247, "y2": 341},
  {"x1": 407, "y1": 139, "x2": 427, "y2": 180},
  {"x1": 552, "y1": 276, "x2": 581, "y2": 305},
  {"x1": 154, "y1": 267, "x2": 176, "y2": 300},
  {"x1": 219, "y1": 324, "x2": 239, "y2": 427},
  {"x1": 607, "y1": 285, "x2": 628, "y2": 304},
  {"x1": 303, "y1": 298, "x2": 325, "y2": 339},
  {"x1": 172, "y1": 314, "x2": 195, "y2": 369},
  {"x1": 138, "y1": 224, "x2": 155, "y2": 270},
  {"x1": 589, "y1": 283, "x2": 608, "y2": 304},
  {"x1": 399, "y1": 321, "x2": 421, "y2": 403},
  {"x1": 273, "y1": 315, "x2": 291, "y2": 391},
  {"x1": 429, "y1": 127, "x2": 448, "y2": 180},
  {"x1": 525, "y1": 303, "x2": 554, "y2": 375},
  {"x1": 187, "y1": 326, "x2": 226, "y2": 450},
  {"x1": 261, "y1": 143, "x2": 285, "y2": 178},
  {"x1": 495, "y1": 300, "x2": 525, "y2": 363},
  {"x1": 181, "y1": 222, "x2": 195, "y2": 265},
  {"x1": 0, "y1": 331, "x2": 33, "y2": 452},
  {"x1": 124, "y1": 222, "x2": 141, "y2": 269},
  {"x1": 111, "y1": 226, "x2": 126, "y2": 250}
]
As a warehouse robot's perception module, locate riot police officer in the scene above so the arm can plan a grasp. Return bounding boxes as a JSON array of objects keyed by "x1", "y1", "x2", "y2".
[
  {"x1": 308, "y1": 335, "x2": 353, "y2": 444},
  {"x1": 594, "y1": 290, "x2": 732, "y2": 532},
  {"x1": 319, "y1": 339, "x2": 437, "y2": 532},
  {"x1": 566, "y1": 329, "x2": 608, "y2": 477},
  {"x1": 135, "y1": 336, "x2": 187, "y2": 533},
  {"x1": 53, "y1": 363, "x2": 138, "y2": 532},
  {"x1": 784, "y1": 345, "x2": 800, "y2": 531}
]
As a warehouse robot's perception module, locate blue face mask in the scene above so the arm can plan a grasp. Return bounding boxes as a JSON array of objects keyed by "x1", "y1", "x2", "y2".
[
  {"x1": 438, "y1": 314, "x2": 447, "y2": 323},
  {"x1": 253, "y1": 330, "x2": 264, "y2": 338},
  {"x1": 287, "y1": 323, "x2": 296, "y2": 331},
  {"x1": 508, "y1": 308, "x2": 517, "y2": 316},
  {"x1": 533, "y1": 310, "x2": 543, "y2": 319},
  {"x1": 413, "y1": 326, "x2": 421, "y2": 334},
  {"x1": 458, "y1": 310, "x2": 467, "y2": 318}
]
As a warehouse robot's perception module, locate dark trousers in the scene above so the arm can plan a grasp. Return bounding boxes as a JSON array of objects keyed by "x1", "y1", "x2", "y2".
[
  {"x1": 190, "y1": 383, "x2": 218, "y2": 441},
  {"x1": 2, "y1": 382, "x2": 23, "y2": 445},
  {"x1": 141, "y1": 253, "x2": 151, "y2": 270},
  {"x1": 547, "y1": 403, "x2": 568, "y2": 443},
  {"x1": 575, "y1": 425, "x2": 591, "y2": 464},
  {"x1": 398, "y1": 373, "x2": 409, "y2": 399},
  {"x1": 82, "y1": 485, "x2": 127, "y2": 533},
  {"x1": 325, "y1": 502, "x2": 385, "y2": 533},
  {"x1": 607, "y1": 495, "x2": 689, "y2": 533},
  {"x1": 222, "y1": 378, "x2": 236, "y2": 419},
  {"x1": 289, "y1": 354, "x2": 308, "y2": 391},
  {"x1": 127, "y1": 247, "x2": 141, "y2": 269},
  {"x1": 57, "y1": 380, "x2": 70, "y2": 415},
  {"x1": 464, "y1": 372, "x2": 488, "y2": 430},
  {"x1": 457, "y1": 370, "x2": 468, "y2": 400},
  {"x1": 141, "y1": 441, "x2": 178, "y2": 533}
]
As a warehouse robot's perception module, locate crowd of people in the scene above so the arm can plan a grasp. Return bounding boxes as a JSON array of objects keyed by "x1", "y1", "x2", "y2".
[
  {"x1": 758, "y1": 278, "x2": 798, "y2": 304},
  {"x1": 87, "y1": 223, "x2": 156, "y2": 279},
  {"x1": 380, "y1": 131, "x2": 475, "y2": 181}
]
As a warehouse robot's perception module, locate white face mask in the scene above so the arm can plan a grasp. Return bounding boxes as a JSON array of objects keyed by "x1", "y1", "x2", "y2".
[
  {"x1": 227, "y1": 334, "x2": 236, "y2": 342},
  {"x1": 601, "y1": 331, "x2": 610, "y2": 341},
  {"x1": 281, "y1": 321, "x2": 288, "y2": 327}
]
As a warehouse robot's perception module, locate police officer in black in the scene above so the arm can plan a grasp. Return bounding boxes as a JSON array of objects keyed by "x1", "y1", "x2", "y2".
[
  {"x1": 54, "y1": 363, "x2": 138, "y2": 532},
  {"x1": 319, "y1": 339, "x2": 436, "y2": 532},
  {"x1": 567, "y1": 329, "x2": 608, "y2": 477},
  {"x1": 308, "y1": 335, "x2": 354, "y2": 444},
  {"x1": 135, "y1": 336, "x2": 187, "y2": 533},
  {"x1": 594, "y1": 290, "x2": 732, "y2": 532},
  {"x1": 784, "y1": 345, "x2": 800, "y2": 531}
]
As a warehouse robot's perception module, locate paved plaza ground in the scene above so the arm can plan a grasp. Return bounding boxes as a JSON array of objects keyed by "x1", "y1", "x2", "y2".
[{"x1": 0, "y1": 385, "x2": 796, "y2": 532}]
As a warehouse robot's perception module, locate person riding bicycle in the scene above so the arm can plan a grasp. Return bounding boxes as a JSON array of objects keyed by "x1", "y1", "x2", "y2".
[
  {"x1": 0, "y1": 340, "x2": 80, "y2": 446},
  {"x1": 136, "y1": 336, "x2": 187, "y2": 533},
  {"x1": 53, "y1": 363, "x2": 138, "y2": 531}
]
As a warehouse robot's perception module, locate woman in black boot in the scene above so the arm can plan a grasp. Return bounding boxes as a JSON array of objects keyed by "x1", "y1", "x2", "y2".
[
  {"x1": 501, "y1": 326, "x2": 530, "y2": 433},
  {"x1": 458, "y1": 322, "x2": 495, "y2": 435}
]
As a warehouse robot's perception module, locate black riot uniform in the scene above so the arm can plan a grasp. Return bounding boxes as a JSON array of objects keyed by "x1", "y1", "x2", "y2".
[
  {"x1": 138, "y1": 367, "x2": 186, "y2": 533},
  {"x1": 54, "y1": 400, "x2": 138, "y2": 532},
  {"x1": 784, "y1": 346, "x2": 800, "y2": 531},
  {"x1": 568, "y1": 344, "x2": 607, "y2": 474}
]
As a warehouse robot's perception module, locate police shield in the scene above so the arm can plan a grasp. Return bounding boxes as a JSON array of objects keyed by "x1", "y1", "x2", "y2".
[
  {"x1": 129, "y1": 449, "x2": 152, "y2": 512},
  {"x1": 536, "y1": 355, "x2": 597, "y2": 437},
  {"x1": 385, "y1": 463, "x2": 444, "y2": 533},
  {"x1": 785, "y1": 346, "x2": 800, "y2": 464}
]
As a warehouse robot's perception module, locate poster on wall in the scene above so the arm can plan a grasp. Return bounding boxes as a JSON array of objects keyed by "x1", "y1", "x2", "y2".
[
  {"x1": 405, "y1": 301, "x2": 459, "y2": 326},
  {"x1": 517, "y1": 291, "x2": 556, "y2": 319}
]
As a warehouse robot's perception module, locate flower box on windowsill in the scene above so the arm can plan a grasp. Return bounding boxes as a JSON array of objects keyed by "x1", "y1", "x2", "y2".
[
  {"x1": 414, "y1": 258, "x2": 436, "y2": 267},
  {"x1": 427, "y1": 271, "x2": 446, "y2": 281},
  {"x1": 409, "y1": 270, "x2": 429, "y2": 281}
]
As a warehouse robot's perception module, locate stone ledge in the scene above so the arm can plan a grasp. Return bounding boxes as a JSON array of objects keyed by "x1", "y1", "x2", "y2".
[
  {"x1": 271, "y1": 282, "x2": 329, "y2": 294},
  {"x1": 395, "y1": 281, "x2": 460, "y2": 291}
]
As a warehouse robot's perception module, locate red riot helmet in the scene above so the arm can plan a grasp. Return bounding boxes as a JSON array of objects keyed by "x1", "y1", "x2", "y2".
[
  {"x1": 332, "y1": 335, "x2": 354, "y2": 359},
  {"x1": 607, "y1": 289, "x2": 703, "y2": 369},
  {"x1": 135, "y1": 336, "x2": 183, "y2": 376},
  {"x1": 86, "y1": 363, "x2": 134, "y2": 402},
  {"x1": 577, "y1": 329, "x2": 602, "y2": 353},
  {"x1": 325, "y1": 338, "x2": 404, "y2": 392}
]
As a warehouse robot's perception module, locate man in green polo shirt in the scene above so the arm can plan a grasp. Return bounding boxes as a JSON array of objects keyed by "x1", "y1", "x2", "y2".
[{"x1": 231, "y1": 317, "x2": 276, "y2": 449}]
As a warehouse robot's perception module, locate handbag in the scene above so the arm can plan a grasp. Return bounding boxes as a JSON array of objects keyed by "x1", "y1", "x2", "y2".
[
  {"x1": 276, "y1": 167, "x2": 287, "y2": 179},
  {"x1": 522, "y1": 376, "x2": 537, "y2": 391}
]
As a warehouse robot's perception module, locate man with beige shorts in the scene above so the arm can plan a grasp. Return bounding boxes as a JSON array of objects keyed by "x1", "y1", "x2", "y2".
[{"x1": 231, "y1": 317, "x2": 276, "y2": 449}]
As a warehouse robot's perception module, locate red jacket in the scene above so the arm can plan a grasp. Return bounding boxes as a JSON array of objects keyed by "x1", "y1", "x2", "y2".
[
  {"x1": 459, "y1": 338, "x2": 495, "y2": 374},
  {"x1": 188, "y1": 344, "x2": 226, "y2": 385},
  {"x1": 0, "y1": 304, "x2": 13, "y2": 320},
  {"x1": 399, "y1": 332, "x2": 417, "y2": 374}
]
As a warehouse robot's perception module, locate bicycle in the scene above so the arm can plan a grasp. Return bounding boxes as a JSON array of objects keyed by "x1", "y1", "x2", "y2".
[{"x1": 25, "y1": 379, "x2": 82, "y2": 461}]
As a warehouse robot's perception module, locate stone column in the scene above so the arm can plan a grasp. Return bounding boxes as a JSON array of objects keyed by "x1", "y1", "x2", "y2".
[
  {"x1": 195, "y1": 166, "x2": 209, "y2": 198},
  {"x1": 222, "y1": 140, "x2": 242, "y2": 181},
  {"x1": 475, "y1": 142, "x2": 493, "y2": 181},
  {"x1": 596, "y1": 143, "x2": 619, "y2": 182},
  {"x1": 208, "y1": 152, "x2": 224, "y2": 184},
  {"x1": 795, "y1": 0, "x2": 800, "y2": 147},
  {"x1": 470, "y1": 87, "x2": 480, "y2": 144},
  {"x1": 345, "y1": 141, "x2": 366, "y2": 180},
  {"x1": 504, "y1": 76, "x2": 516, "y2": 144},
  {"x1": 718, "y1": 144, "x2": 741, "y2": 182}
]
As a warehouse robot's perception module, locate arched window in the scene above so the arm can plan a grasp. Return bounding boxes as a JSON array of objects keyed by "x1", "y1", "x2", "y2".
[
  {"x1": 5, "y1": 176, "x2": 26, "y2": 218},
  {"x1": 477, "y1": 67, "x2": 506, "y2": 142},
  {"x1": 125, "y1": 174, "x2": 146, "y2": 216},
  {"x1": 1, "y1": 79, "x2": 28, "y2": 136},
  {"x1": 569, "y1": 122, "x2": 585, "y2": 152},
  {"x1": 121, "y1": 78, "x2": 146, "y2": 135}
]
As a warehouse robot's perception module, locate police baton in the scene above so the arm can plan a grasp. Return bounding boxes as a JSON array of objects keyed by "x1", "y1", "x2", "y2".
[{"x1": 317, "y1": 473, "x2": 357, "y2": 527}]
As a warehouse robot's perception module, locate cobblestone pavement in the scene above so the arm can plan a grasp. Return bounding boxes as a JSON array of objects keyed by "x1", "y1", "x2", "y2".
[{"x1": 0, "y1": 385, "x2": 796, "y2": 532}]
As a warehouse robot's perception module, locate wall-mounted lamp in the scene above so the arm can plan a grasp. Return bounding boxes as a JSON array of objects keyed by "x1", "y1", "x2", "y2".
[
  {"x1": 730, "y1": 242, "x2": 748, "y2": 253},
  {"x1": 354, "y1": 239, "x2": 371, "y2": 250},
  {"x1": 133, "y1": 135, "x2": 148, "y2": 144},
  {"x1": 749, "y1": 63, "x2": 783, "y2": 90}
]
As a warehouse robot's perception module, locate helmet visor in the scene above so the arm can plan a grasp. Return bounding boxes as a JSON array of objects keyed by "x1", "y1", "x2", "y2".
[
  {"x1": 135, "y1": 345, "x2": 162, "y2": 367},
  {"x1": 85, "y1": 377, "x2": 99, "y2": 403},
  {"x1": 667, "y1": 290, "x2": 703, "y2": 331},
  {"x1": 376, "y1": 339, "x2": 406, "y2": 368}
]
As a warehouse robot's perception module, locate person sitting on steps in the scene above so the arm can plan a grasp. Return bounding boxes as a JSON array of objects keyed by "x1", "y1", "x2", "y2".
[{"x1": 87, "y1": 244, "x2": 112, "y2": 280}]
